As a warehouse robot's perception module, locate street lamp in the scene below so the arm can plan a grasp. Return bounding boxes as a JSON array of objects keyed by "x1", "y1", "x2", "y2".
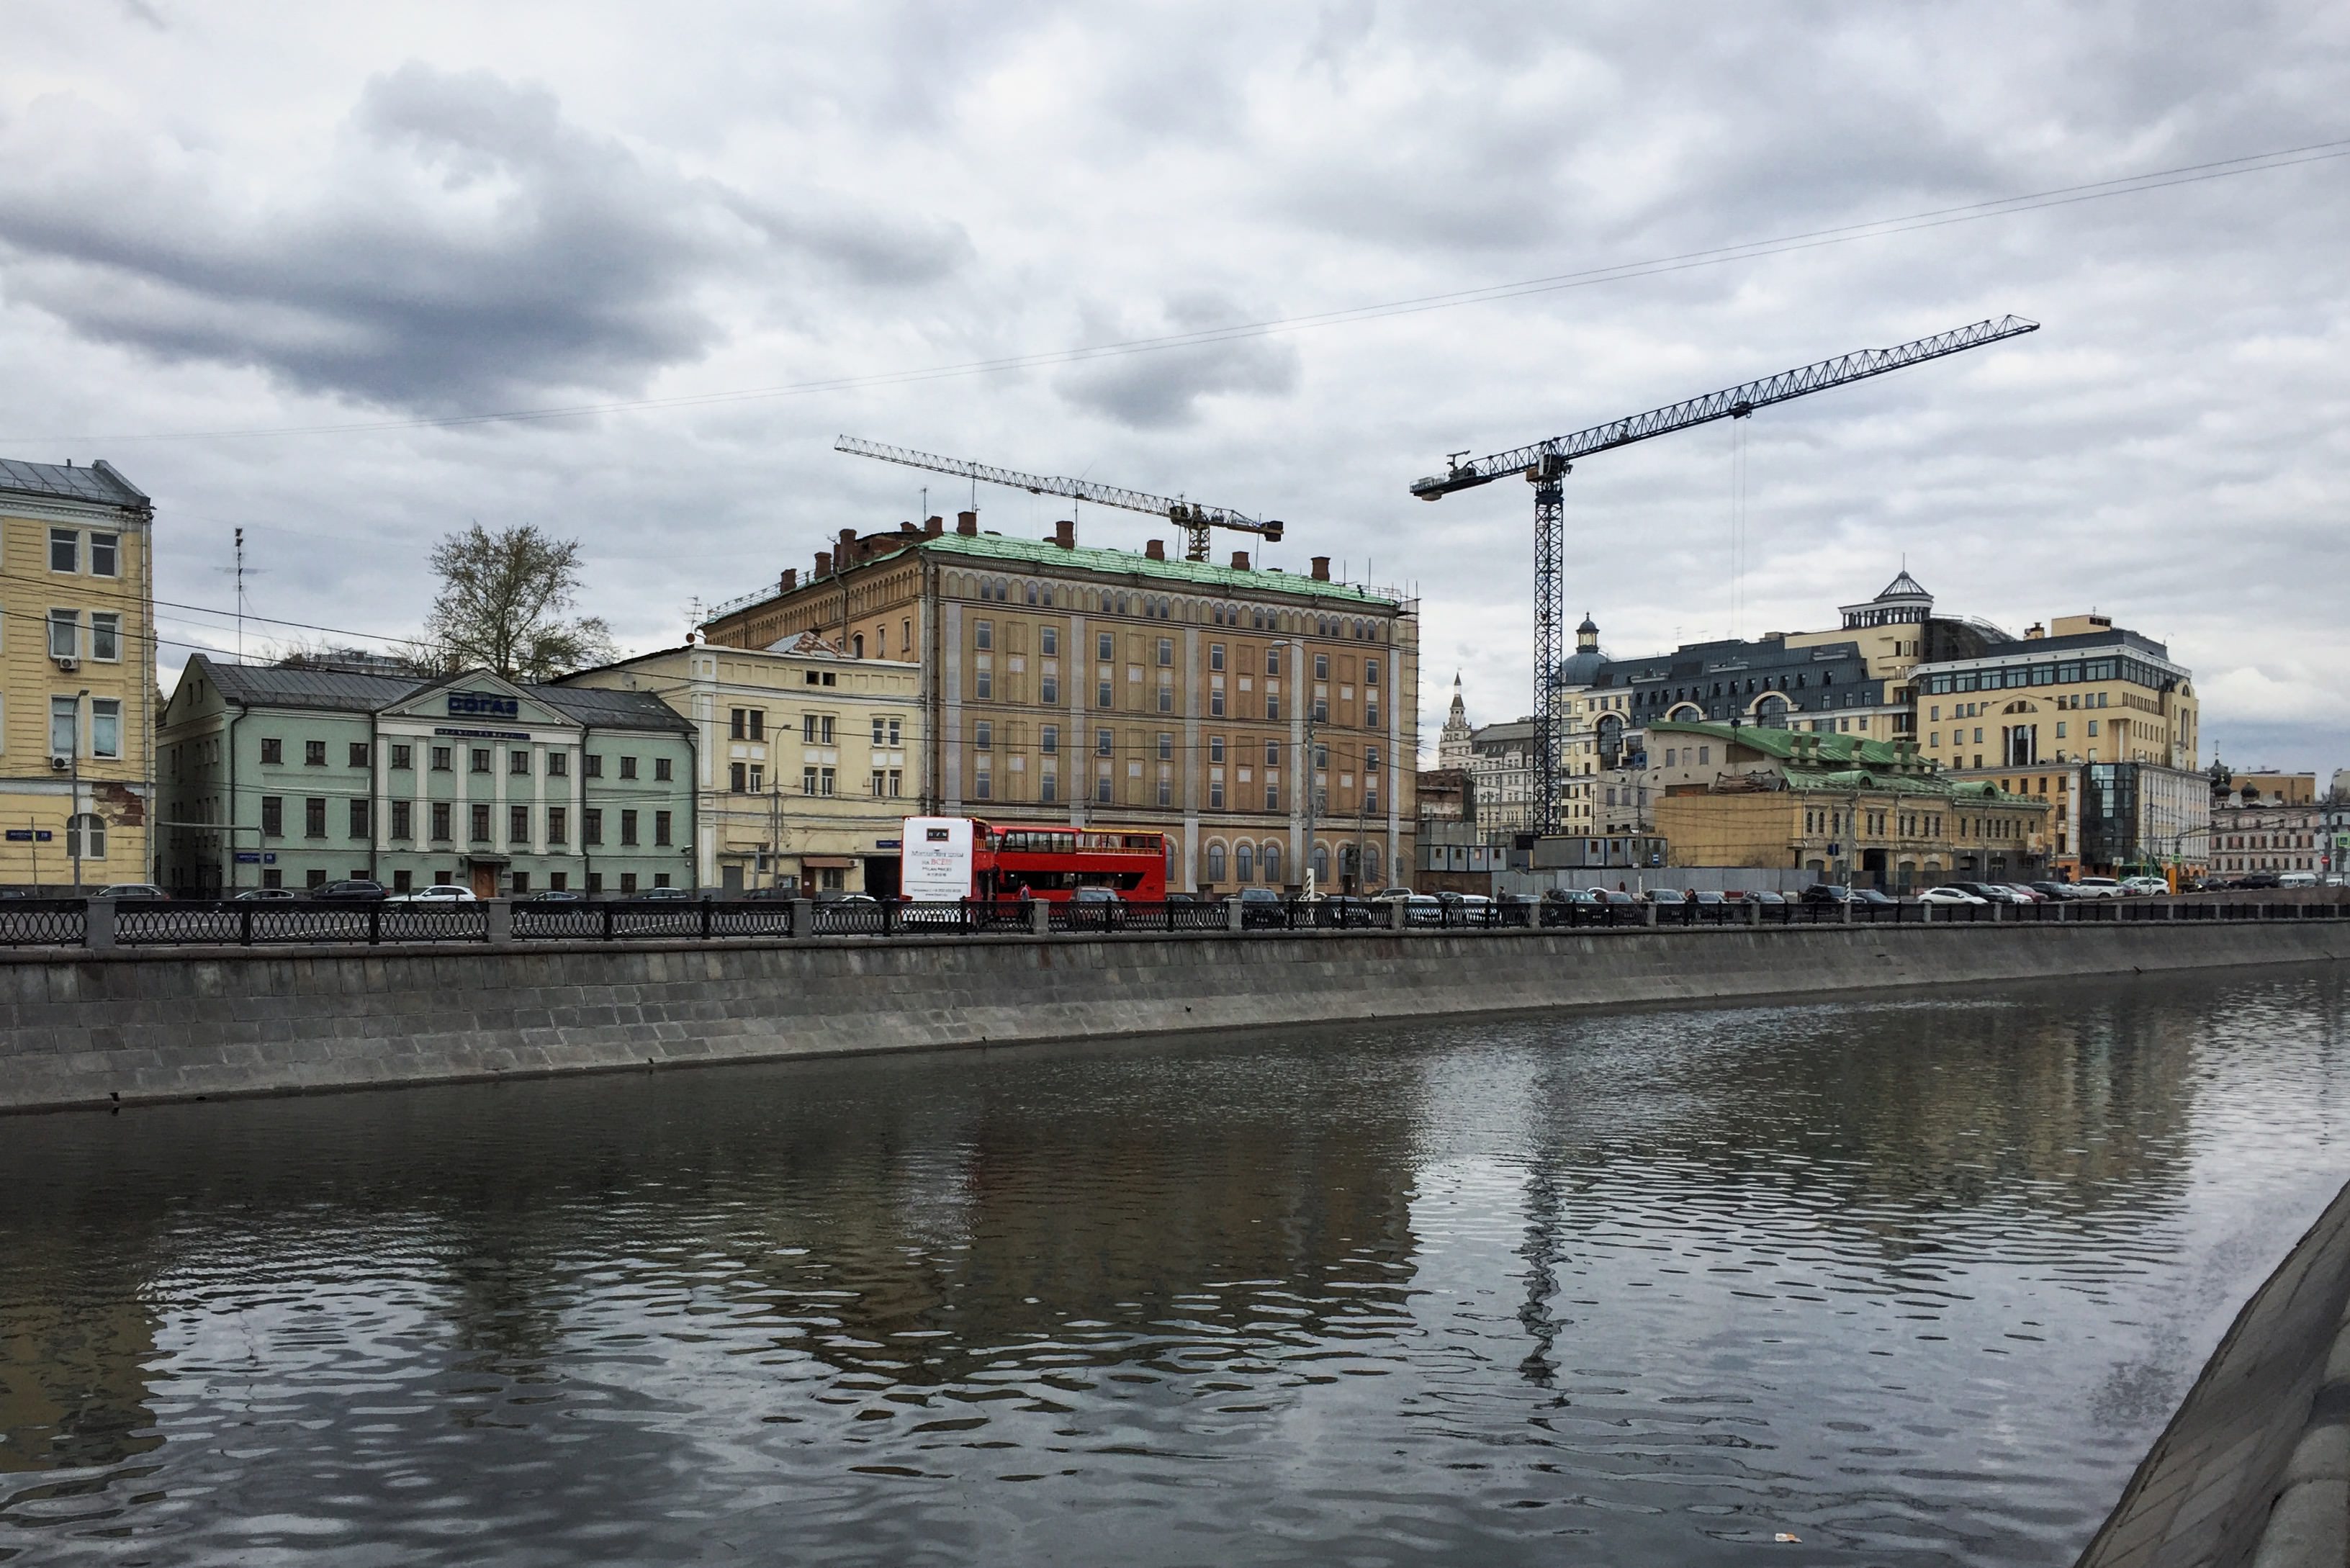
[{"x1": 69, "y1": 687, "x2": 88, "y2": 893}]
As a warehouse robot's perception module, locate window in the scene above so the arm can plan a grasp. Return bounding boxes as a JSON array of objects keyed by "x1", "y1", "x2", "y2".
[
  {"x1": 510, "y1": 873, "x2": 531, "y2": 896},
  {"x1": 431, "y1": 746, "x2": 451, "y2": 771},
  {"x1": 300, "y1": 739, "x2": 325, "y2": 767},
  {"x1": 48, "y1": 609, "x2": 76, "y2": 659},
  {"x1": 90, "y1": 533, "x2": 118, "y2": 577},
  {"x1": 305, "y1": 798, "x2": 328, "y2": 838},
  {"x1": 1096, "y1": 728, "x2": 1113, "y2": 757},
  {"x1": 338, "y1": 742, "x2": 365, "y2": 770},
  {"x1": 471, "y1": 748, "x2": 491, "y2": 773},
  {"x1": 503, "y1": 804, "x2": 527, "y2": 845},
  {"x1": 582, "y1": 808, "x2": 603, "y2": 846},
  {"x1": 89, "y1": 699, "x2": 120, "y2": 759},
  {"x1": 1315, "y1": 654, "x2": 1330, "y2": 680},
  {"x1": 584, "y1": 753, "x2": 603, "y2": 778},
  {"x1": 621, "y1": 873, "x2": 639, "y2": 895},
  {"x1": 1041, "y1": 724, "x2": 1058, "y2": 754},
  {"x1": 1099, "y1": 632, "x2": 1115, "y2": 661},
  {"x1": 803, "y1": 765, "x2": 819, "y2": 794},
  {"x1": 1210, "y1": 644, "x2": 1225, "y2": 672},
  {"x1": 1365, "y1": 658, "x2": 1379, "y2": 688},
  {"x1": 1237, "y1": 842, "x2": 1256, "y2": 883},
  {"x1": 260, "y1": 736, "x2": 284, "y2": 765},
  {"x1": 510, "y1": 749, "x2": 531, "y2": 776},
  {"x1": 1040, "y1": 768, "x2": 1058, "y2": 803},
  {"x1": 431, "y1": 801, "x2": 451, "y2": 841},
  {"x1": 50, "y1": 529, "x2": 77, "y2": 572},
  {"x1": 1313, "y1": 695, "x2": 1328, "y2": 723},
  {"x1": 1041, "y1": 671, "x2": 1059, "y2": 703},
  {"x1": 390, "y1": 744, "x2": 413, "y2": 770},
  {"x1": 1096, "y1": 775, "x2": 1112, "y2": 804},
  {"x1": 621, "y1": 810, "x2": 640, "y2": 847},
  {"x1": 973, "y1": 765, "x2": 991, "y2": 800},
  {"x1": 975, "y1": 720, "x2": 992, "y2": 751},
  {"x1": 654, "y1": 757, "x2": 672, "y2": 782},
  {"x1": 1266, "y1": 783, "x2": 1281, "y2": 811},
  {"x1": 261, "y1": 796, "x2": 284, "y2": 836},
  {"x1": 1041, "y1": 627, "x2": 1059, "y2": 656},
  {"x1": 1266, "y1": 648, "x2": 1281, "y2": 677},
  {"x1": 1158, "y1": 638, "x2": 1173, "y2": 667},
  {"x1": 546, "y1": 806, "x2": 567, "y2": 846},
  {"x1": 612, "y1": 754, "x2": 636, "y2": 780},
  {"x1": 90, "y1": 613, "x2": 120, "y2": 662},
  {"x1": 1207, "y1": 844, "x2": 1226, "y2": 881},
  {"x1": 305, "y1": 868, "x2": 328, "y2": 892},
  {"x1": 1158, "y1": 733, "x2": 1174, "y2": 761},
  {"x1": 351, "y1": 799, "x2": 372, "y2": 838},
  {"x1": 66, "y1": 814, "x2": 104, "y2": 861},
  {"x1": 1266, "y1": 691, "x2": 1279, "y2": 721},
  {"x1": 392, "y1": 869, "x2": 413, "y2": 894},
  {"x1": 976, "y1": 667, "x2": 993, "y2": 699},
  {"x1": 1210, "y1": 778, "x2": 1225, "y2": 808},
  {"x1": 547, "y1": 751, "x2": 567, "y2": 777},
  {"x1": 1097, "y1": 677, "x2": 1113, "y2": 708},
  {"x1": 656, "y1": 811, "x2": 674, "y2": 846},
  {"x1": 1210, "y1": 688, "x2": 1225, "y2": 718},
  {"x1": 731, "y1": 762, "x2": 749, "y2": 793},
  {"x1": 976, "y1": 620, "x2": 993, "y2": 650},
  {"x1": 391, "y1": 800, "x2": 413, "y2": 839},
  {"x1": 470, "y1": 803, "x2": 492, "y2": 842}
]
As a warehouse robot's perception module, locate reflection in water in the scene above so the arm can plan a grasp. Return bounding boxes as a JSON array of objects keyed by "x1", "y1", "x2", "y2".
[{"x1": 0, "y1": 968, "x2": 2344, "y2": 1566}]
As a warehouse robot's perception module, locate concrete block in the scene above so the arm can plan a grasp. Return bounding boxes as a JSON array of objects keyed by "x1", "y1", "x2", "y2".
[{"x1": 2250, "y1": 1477, "x2": 2349, "y2": 1568}]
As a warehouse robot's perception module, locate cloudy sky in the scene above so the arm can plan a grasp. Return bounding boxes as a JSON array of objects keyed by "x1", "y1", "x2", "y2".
[{"x1": 4, "y1": 1, "x2": 2346, "y2": 770}]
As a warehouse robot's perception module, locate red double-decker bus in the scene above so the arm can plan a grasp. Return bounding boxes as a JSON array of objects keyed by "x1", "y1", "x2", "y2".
[{"x1": 972, "y1": 819, "x2": 1168, "y2": 902}]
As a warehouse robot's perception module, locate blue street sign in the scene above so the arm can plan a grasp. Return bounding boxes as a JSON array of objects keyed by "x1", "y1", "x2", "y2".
[
  {"x1": 235, "y1": 852, "x2": 262, "y2": 864},
  {"x1": 875, "y1": 839, "x2": 901, "y2": 849}
]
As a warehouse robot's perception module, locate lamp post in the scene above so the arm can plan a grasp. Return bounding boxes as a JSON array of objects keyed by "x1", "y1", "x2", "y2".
[{"x1": 69, "y1": 687, "x2": 89, "y2": 893}]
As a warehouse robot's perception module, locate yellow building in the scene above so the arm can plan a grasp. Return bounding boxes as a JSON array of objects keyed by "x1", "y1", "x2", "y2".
[
  {"x1": 1647, "y1": 721, "x2": 2053, "y2": 887},
  {"x1": 0, "y1": 459, "x2": 155, "y2": 890},
  {"x1": 559, "y1": 633, "x2": 921, "y2": 895}
]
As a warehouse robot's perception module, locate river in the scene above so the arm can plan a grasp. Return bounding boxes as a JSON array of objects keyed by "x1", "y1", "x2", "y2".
[{"x1": 3, "y1": 966, "x2": 2346, "y2": 1565}]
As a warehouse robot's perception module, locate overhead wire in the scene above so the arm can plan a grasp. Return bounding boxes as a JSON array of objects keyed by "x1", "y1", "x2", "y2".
[{"x1": 14, "y1": 135, "x2": 2349, "y2": 446}]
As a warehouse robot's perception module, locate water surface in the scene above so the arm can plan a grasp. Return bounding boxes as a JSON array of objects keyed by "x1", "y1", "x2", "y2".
[{"x1": 4, "y1": 968, "x2": 2347, "y2": 1564}]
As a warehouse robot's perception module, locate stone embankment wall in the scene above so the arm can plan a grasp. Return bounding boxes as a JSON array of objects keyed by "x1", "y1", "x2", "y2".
[
  {"x1": 1, "y1": 921, "x2": 2342, "y2": 1114},
  {"x1": 2076, "y1": 1177, "x2": 2350, "y2": 1568}
]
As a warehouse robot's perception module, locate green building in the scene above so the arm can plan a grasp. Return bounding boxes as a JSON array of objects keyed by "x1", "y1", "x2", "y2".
[{"x1": 158, "y1": 656, "x2": 697, "y2": 897}]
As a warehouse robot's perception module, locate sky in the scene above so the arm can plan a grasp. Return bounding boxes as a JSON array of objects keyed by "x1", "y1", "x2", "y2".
[{"x1": 2, "y1": 1, "x2": 2345, "y2": 772}]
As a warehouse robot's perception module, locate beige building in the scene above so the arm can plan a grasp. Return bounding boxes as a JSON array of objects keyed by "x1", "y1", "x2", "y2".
[
  {"x1": 1647, "y1": 720, "x2": 2053, "y2": 887},
  {"x1": 559, "y1": 634, "x2": 920, "y2": 895},
  {"x1": 701, "y1": 513, "x2": 1418, "y2": 895},
  {"x1": 0, "y1": 459, "x2": 155, "y2": 889}
]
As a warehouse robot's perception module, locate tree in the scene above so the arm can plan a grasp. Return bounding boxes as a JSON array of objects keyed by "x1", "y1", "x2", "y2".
[{"x1": 423, "y1": 523, "x2": 616, "y2": 682}]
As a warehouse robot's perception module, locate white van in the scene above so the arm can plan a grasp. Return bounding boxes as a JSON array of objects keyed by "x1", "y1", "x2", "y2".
[{"x1": 2278, "y1": 870, "x2": 2318, "y2": 888}]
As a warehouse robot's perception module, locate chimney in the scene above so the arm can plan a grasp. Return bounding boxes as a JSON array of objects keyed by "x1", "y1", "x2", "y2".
[
  {"x1": 1230, "y1": 550, "x2": 1251, "y2": 570},
  {"x1": 955, "y1": 511, "x2": 978, "y2": 536},
  {"x1": 815, "y1": 550, "x2": 833, "y2": 577},
  {"x1": 1144, "y1": 539, "x2": 1165, "y2": 561},
  {"x1": 2025, "y1": 621, "x2": 2045, "y2": 639},
  {"x1": 899, "y1": 521, "x2": 919, "y2": 537},
  {"x1": 837, "y1": 528, "x2": 857, "y2": 564},
  {"x1": 1310, "y1": 556, "x2": 1331, "y2": 581},
  {"x1": 782, "y1": 567, "x2": 798, "y2": 592},
  {"x1": 926, "y1": 515, "x2": 946, "y2": 537},
  {"x1": 1054, "y1": 518, "x2": 1075, "y2": 549}
]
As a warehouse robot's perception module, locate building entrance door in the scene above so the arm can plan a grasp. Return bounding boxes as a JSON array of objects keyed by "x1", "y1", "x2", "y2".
[{"x1": 470, "y1": 862, "x2": 499, "y2": 900}]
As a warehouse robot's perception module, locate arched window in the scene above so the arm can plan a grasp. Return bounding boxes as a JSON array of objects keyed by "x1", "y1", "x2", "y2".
[
  {"x1": 67, "y1": 813, "x2": 104, "y2": 862},
  {"x1": 1205, "y1": 842, "x2": 1227, "y2": 883},
  {"x1": 1262, "y1": 842, "x2": 1282, "y2": 885},
  {"x1": 852, "y1": 634, "x2": 865, "y2": 658},
  {"x1": 1366, "y1": 846, "x2": 1385, "y2": 886},
  {"x1": 1235, "y1": 842, "x2": 1255, "y2": 883},
  {"x1": 1312, "y1": 843, "x2": 1331, "y2": 882},
  {"x1": 1340, "y1": 844, "x2": 1360, "y2": 879}
]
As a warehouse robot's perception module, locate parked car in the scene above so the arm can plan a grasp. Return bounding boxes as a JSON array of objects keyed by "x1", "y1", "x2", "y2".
[
  {"x1": 525, "y1": 888, "x2": 586, "y2": 902},
  {"x1": 2002, "y1": 883, "x2": 2049, "y2": 903},
  {"x1": 389, "y1": 884, "x2": 478, "y2": 904},
  {"x1": 1689, "y1": 889, "x2": 1729, "y2": 907},
  {"x1": 1597, "y1": 888, "x2": 1639, "y2": 907},
  {"x1": 1801, "y1": 884, "x2": 1852, "y2": 904},
  {"x1": 1746, "y1": 889, "x2": 1787, "y2": 906},
  {"x1": 809, "y1": 890, "x2": 873, "y2": 905},
  {"x1": 1644, "y1": 888, "x2": 1688, "y2": 905},
  {"x1": 233, "y1": 886, "x2": 297, "y2": 901},
  {"x1": 2278, "y1": 870, "x2": 2319, "y2": 889},
  {"x1": 1851, "y1": 887, "x2": 1898, "y2": 907},
  {"x1": 315, "y1": 879, "x2": 387, "y2": 902},
  {"x1": 1917, "y1": 886, "x2": 1988, "y2": 905},
  {"x1": 2074, "y1": 877, "x2": 2125, "y2": 898},
  {"x1": 1372, "y1": 887, "x2": 1417, "y2": 900},
  {"x1": 1954, "y1": 881, "x2": 2026, "y2": 904},
  {"x1": 2120, "y1": 875, "x2": 2171, "y2": 896},
  {"x1": 2029, "y1": 880, "x2": 2083, "y2": 901},
  {"x1": 94, "y1": 883, "x2": 168, "y2": 900},
  {"x1": 2236, "y1": 871, "x2": 2282, "y2": 890}
]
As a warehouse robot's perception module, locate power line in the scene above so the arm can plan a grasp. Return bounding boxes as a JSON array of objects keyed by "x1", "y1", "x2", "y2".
[{"x1": 16, "y1": 135, "x2": 2346, "y2": 447}]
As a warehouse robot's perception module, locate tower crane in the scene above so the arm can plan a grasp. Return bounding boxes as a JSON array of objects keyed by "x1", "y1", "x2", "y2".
[
  {"x1": 835, "y1": 436, "x2": 1284, "y2": 563},
  {"x1": 1411, "y1": 315, "x2": 2040, "y2": 834}
]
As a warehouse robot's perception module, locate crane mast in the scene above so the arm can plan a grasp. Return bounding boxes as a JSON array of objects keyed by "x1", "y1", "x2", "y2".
[
  {"x1": 1413, "y1": 315, "x2": 2039, "y2": 835},
  {"x1": 835, "y1": 436, "x2": 1283, "y2": 562}
]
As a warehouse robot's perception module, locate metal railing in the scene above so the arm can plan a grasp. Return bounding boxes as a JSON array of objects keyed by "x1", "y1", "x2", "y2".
[{"x1": 7, "y1": 895, "x2": 2346, "y2": 951}]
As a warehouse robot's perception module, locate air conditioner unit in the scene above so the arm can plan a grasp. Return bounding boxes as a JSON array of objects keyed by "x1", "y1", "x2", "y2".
[
  {"x1": 53, "y1": 655, "x2": 77, "y2": 672},
  {"x1": 49, "y1": 755, "x2": 69, "y2": 772}
]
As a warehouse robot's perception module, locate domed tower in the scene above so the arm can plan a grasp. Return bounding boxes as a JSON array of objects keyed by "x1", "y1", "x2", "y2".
[
  {"x1": 1437, "y1": 674, "x2": 1474, "y2": 768},
  {"x1": 1554, "y1": 612, "x2": 1606, "y2": 690}
]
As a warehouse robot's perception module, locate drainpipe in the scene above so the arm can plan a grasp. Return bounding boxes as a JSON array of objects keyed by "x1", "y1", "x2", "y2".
[
  {"x1": 582, "y1": 723, "x2": 596, "y2": 896},
  {"x1": 223, "y1": 701, "x2": 243, "y2": 895}
]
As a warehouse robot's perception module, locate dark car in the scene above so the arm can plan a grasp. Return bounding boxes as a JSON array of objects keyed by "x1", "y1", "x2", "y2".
[
  {"x1": 94, "y1": 883, "x2": 169, "y2": 900},
  {"x1": 314, "y1": 879, "x2": 387, "y2": 902},
  {"x1": 526, "y1": 888, "x2": 586, "y2": 902},
  {"x1": 1852, "y1": 887, "x2": 1898, "y2": 907},
  {"x1": 1231, "y1": 886, "x2": 1285, "y2": 927},
  {"x1": 2238, "y1": 871, "x2": 2282, "y2": 889},
  {"x1": 1644, "y1": 887, "x2": 1688, "y2": 905},
  {"x1": 233, "y1": 887, "x2": 297, "y2": 901},
  {"x1": 1747, "y1": 889, "x2": 1787, "y2": 906},
  {"x1": 1801, "y1": 883, "x2": 1853, "y2": 903},
  {"x1": 1164, "y1": 891, "x2": 1199, "y2": 904},
  {"x1": 2029, "y1": 880, "x2": 2081, "y2": 901}
]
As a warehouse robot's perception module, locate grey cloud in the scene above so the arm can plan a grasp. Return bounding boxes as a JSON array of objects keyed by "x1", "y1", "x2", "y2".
[
  {"x1": 1053, "y1": 296, "x2": 1302, "y2": 428},
  {"x1": 0, "y1": 62, "x2": 967, "y2": 413}
]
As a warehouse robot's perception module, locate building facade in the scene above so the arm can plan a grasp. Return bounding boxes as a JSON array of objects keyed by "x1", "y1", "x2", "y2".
[
  {"x1": 701, "y1": 514, "x2": 1418, "y2": 895},
  {"x1": 1645, "y1": 720, "x2": 2052, "y2": 886},
  {"x1": 158, "y1": 657, "x2": 696, "y2": 896},
  {"x1": 559, "y1": 634, "x2": 922, "y2": 895},
  {"x1": 2207, "y1": 778, "x2": 2324, "y2": 878},
  {"x1": 0, "y1": 459, "x2": 156, "y2": 889}
]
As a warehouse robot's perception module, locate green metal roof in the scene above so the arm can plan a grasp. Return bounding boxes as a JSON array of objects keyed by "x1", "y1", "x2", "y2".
[{"x1": 1649, "y1": 719, "x2": 2037, "y2": 803}]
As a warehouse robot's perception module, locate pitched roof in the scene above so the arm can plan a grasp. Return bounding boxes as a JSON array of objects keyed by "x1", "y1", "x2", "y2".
[
  {"x1": 1876, "y1": 569, "x2": 1931, "y2": 599},
  {"x1": 186, "y1": 654, "x2": 690, "y2": 732},
  {"x1": 0, "y1": 458, "x2": 150, "y2": 513}
]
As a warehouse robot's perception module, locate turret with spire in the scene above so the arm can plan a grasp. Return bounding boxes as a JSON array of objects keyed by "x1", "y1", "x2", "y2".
[{"x1": 1437, "y1": 673, "x2": 1473, "y2": 767}]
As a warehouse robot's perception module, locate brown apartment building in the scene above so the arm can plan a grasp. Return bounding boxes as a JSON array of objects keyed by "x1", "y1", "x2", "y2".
[{"x1": 701, "y1": 513, "x2": 1418, "y2": 895}]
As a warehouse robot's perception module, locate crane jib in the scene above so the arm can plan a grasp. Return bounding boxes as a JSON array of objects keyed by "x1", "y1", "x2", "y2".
[{"x1": 1413, "y1": 315, "x2": 2038, "y2": 499}]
